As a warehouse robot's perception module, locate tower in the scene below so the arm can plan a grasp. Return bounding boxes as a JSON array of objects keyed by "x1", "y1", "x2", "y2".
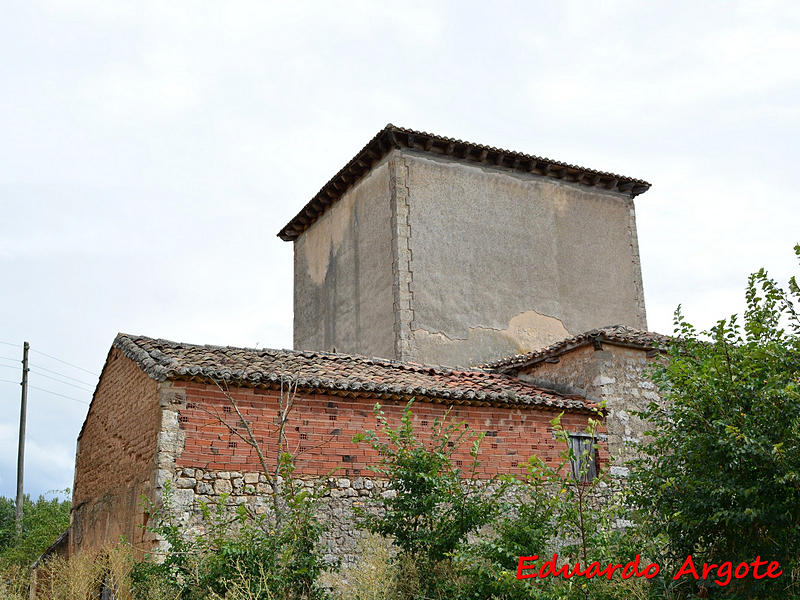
[{"x1": 279, "y1": 125, "x2": 650, "y2": 367}]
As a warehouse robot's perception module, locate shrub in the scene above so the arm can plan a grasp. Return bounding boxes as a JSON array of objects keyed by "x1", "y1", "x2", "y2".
[
  {"x1": 629, "y1": 245, "x2": 800, "y2": 599},
  {"x1": 132, "y1": 479, "x2": 328, "y2": 600},
  {"x1": 451, "y1": 408, "x2": 644, "y2": 600},
  {"x1": 0, "y1": 489, "x2": 71, "y2": 593},
  {"x1": 354, "y1": 400, "x2": 502, "y2": 598}
]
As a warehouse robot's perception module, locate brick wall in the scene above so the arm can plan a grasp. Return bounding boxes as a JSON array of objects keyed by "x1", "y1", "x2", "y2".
[
  {"x1": 70, "y1": 348, "x2": 161, "y2": 556},
  {"x1": 159, "y1": 381, "x2": 606, "y2": 564},
  {"x1": 173, "y1": 382, "x2": 606, "y2": 478},
  {"x1": 70, "y1": 363, "x2": 608, "y2": 564}
]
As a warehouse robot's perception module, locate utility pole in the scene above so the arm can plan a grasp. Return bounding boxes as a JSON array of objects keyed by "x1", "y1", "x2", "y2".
[{"x1": 16, "y1": 341, "x2": 29, "y2": 534}]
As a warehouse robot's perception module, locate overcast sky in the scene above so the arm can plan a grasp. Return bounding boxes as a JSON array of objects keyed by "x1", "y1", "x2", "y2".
[{"x1": 1, "y1": 0, "x2": 798, "y2": 499}]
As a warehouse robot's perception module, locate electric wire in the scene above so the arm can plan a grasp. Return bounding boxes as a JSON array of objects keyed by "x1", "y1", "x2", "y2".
[
  {"x1": 0, "y1": 378, "x2": 90, "y2": 405},
  {"x1": 1, "y1": 361, "x2": 96, "y2": 389},
  {"x1": 28, "y1": 385, "x2": 90, "y2": 405},
  {"x1": 32, "y1": 364, "x2": 96, "y2": 387},
  {"x1": 31, "y1": 349, "x2": 99, "y2": 376},
  {"x1": 30, "y1": 370, "x2": 95, "y2": 392}
]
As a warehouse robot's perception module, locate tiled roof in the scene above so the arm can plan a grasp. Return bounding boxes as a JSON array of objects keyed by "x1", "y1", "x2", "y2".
[
  {"x1": 484, "y1": 325, "x2": 671, "y2": 373},
  {"x1": 113, "y1": 334, "x2": 594, "y2": 413},
  {"x1": 278, "y1": 124, "x2": 652, "y2": 241}
]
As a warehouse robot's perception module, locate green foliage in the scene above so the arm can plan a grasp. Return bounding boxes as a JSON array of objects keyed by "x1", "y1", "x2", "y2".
[
  {"x1": 629, "y1": 244, "x2": 800, "y2": 598},
  {"x1": 0, "y1": 490, "x2": 70, "y2": 570},
  {"x1": 354, "y1": 400, "x2": 502, "y2": 597},
  {"x1": 451, "y1": 409, "x2": 643, "y2": 600},
  {"x1": 132, "y1": 478, "x2": 328, "y2": 600}
]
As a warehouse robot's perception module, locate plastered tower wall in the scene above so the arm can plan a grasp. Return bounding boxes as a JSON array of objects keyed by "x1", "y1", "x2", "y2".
[
  {"x1": 293, "y1": 148, "x2": 647, "y2": 366},
  {"x1": 401, "y1": 151, "x2": 647, "y2": 366},
  {"x1": 293, "y1": 158, "x2": 396, "y2": 358}
]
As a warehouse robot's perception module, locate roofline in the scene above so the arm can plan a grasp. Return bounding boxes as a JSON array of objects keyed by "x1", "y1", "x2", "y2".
[
  {"x1": 277, "y1": 124, "x2": 652, "y2": 242},
  {"x1": 486, "y1": 328, "x2": 670, "y2": 374},
  {"x1": 165, "y1": 372, "x2": 600, "y2": 414},
  {"x1": 110, "y1": 333, "x2": 600, "y2": 415}
]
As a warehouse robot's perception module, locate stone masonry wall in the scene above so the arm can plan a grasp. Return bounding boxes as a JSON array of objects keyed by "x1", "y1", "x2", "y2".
[
  {"x1": 518, "y1": 344, "x2": 661, "y2": 475},
  {"x1": 154, "y1": 381, "x2": 607, "y2": 563},
  {"x1": 70, "y1": 349, "x2": 162, "y2": 557}
]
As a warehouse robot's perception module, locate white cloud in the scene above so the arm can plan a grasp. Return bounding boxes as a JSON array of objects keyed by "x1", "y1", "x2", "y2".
[{"x1": 0, "y1": 0, "x2": 798, "y2": 497}]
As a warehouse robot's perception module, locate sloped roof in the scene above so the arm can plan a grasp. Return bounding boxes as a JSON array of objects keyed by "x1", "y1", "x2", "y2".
[
  {"x1": 484, "y1": 325, "x2": 671, "y2": 373},
  {"x1": 278, "y1": 124, "x2": 652, "y2": 241},
  {"x1": 113, "y1": 333, "x2": 594, "y2": 413}
]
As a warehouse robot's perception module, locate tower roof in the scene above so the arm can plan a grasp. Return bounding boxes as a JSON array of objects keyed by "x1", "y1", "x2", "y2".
[{"x1": 278, "y1": 124, "x2": 651, "y2": 241}]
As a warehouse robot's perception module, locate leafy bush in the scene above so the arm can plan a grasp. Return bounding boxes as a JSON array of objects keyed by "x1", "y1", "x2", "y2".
[
  {"x1": 450, "y1": 409, "x2": 646, "y2": 600},
  {"x1": 354, "y1": 400, "x2": 503, "y2": 598},
  {"x1": 629, "y1": 245, "x2": 800, "y2": 599},
  {"x1": 132, "y1": 479, "x2": 328, "y2": 600}
]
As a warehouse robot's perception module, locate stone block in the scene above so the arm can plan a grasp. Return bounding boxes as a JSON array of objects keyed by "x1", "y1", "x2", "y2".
[{"x1": 214, "y1": 479, "x2": 233, "y2": 495}]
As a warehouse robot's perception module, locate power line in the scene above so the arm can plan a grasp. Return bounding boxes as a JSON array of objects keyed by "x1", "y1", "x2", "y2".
[
  {"x1": 30, "y1": 369, "x2": 95, "y2": 392},
  {"x1": 31, "y1": 349, "x2": 99, "y2": 377},
  {"x1": 0, "y1": 378, "x2": 90, "y2": 405},
  {"x1": 28, "y1": 384, "x2": 90, "y2": 405},
  {"x1": 0, "y1": 341, "x2": 21, "y2": 348},
  {"x1": 32, "y1": 363, "x2": 96, "y2": 387},
  {"x1": 2, "y1": 356, "x2": 96, "y2": 386}
]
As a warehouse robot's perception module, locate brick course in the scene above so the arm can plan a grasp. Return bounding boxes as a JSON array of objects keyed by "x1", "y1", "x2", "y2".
[
  {"x1": 174, "y1": 382, "x2": 606, "y2": 477},
  {"x1": 70, "y1": 348, "x2": 161, "y2": 556}
]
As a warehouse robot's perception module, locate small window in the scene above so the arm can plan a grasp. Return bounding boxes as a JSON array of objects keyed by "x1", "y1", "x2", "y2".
[{"x1": 568, "y1": 434, "x2": 598, "y2": 482}]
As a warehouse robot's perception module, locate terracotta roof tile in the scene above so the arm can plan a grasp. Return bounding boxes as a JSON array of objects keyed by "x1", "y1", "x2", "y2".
[
  {"x1": 278, "y1": 124, "x2": 652, "y2": 241},
  {"x1": 113, "y1": 333, "x2": 594, "y2": 413},
  {"x1": 484, "y1": 325, "x2": 671, "y2": 372}
]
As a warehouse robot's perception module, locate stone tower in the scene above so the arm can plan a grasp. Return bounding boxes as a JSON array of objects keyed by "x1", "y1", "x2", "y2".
[{"x1": 278, "y1": 125, "x2": 650, "y2": 367}]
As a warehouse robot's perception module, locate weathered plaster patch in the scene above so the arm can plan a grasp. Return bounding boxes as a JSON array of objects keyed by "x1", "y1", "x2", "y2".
[
  {"x1": 410, "y1": 309, "x2": 569, "y2": 367},
  {"x1": 505, "y1": 309, "x2": 570, "y2": 351}
]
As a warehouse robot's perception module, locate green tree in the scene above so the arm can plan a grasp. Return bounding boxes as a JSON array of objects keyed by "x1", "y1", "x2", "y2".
[
  {"x1": 629, "y1": 245, "x2": 800, "y2": 598},
  {"x1": 0, "y1": 490, "x2": 71, "y2": 570}
]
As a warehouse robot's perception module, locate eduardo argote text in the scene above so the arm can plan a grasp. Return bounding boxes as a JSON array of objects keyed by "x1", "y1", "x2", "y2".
[{"x1": 517, "y1": 554, "x2": 783, "y2": 588}]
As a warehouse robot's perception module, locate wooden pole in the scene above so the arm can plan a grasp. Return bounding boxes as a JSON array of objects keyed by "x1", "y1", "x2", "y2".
[{"x1": 16, "y1": 341, "x2": 29, "y2": 534}]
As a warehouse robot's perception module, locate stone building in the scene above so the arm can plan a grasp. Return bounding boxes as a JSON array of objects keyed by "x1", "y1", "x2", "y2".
[{"x1": 67, "y1": 125, "x2": 666, "y2": 562}]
